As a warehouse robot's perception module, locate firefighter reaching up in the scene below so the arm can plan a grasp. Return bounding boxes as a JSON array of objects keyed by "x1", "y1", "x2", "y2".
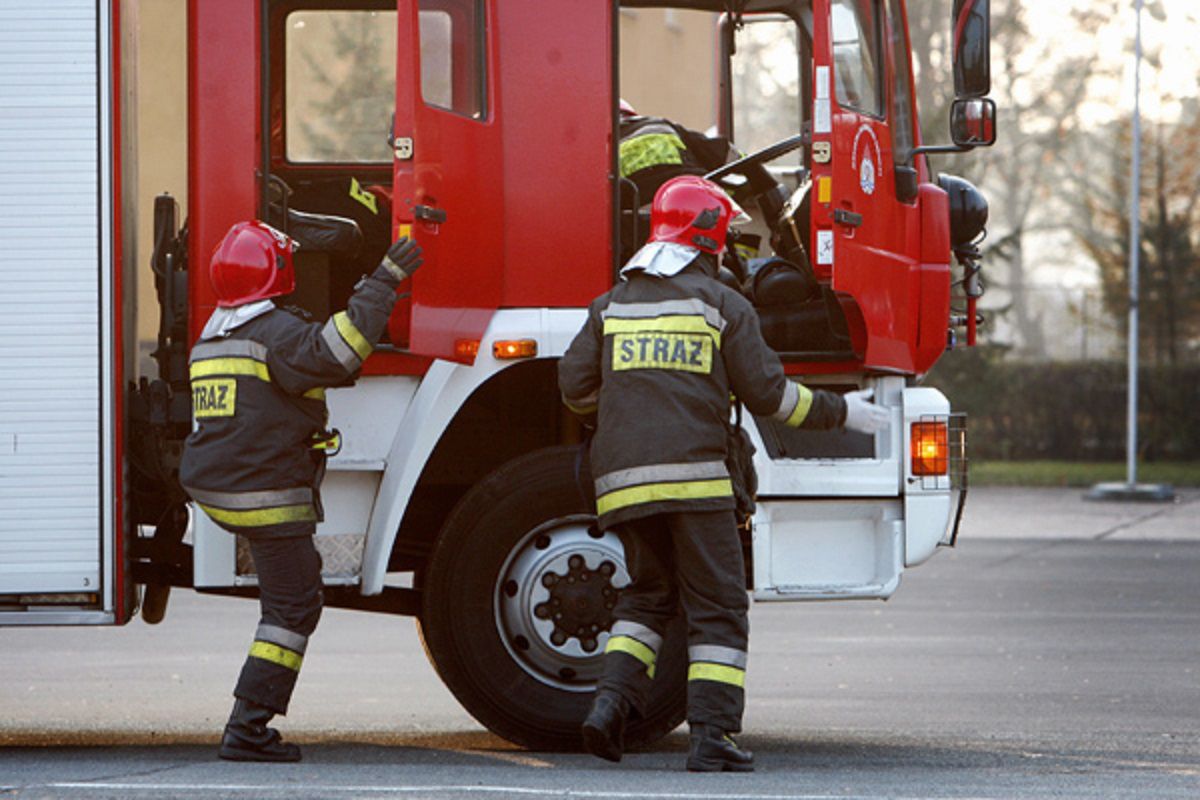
[
  {"x1": 179, "y1": 221, "x2": 421, "y2": 762},
  {"x1": 559, "y1": 176, "x2": 888, "y2": 772}
]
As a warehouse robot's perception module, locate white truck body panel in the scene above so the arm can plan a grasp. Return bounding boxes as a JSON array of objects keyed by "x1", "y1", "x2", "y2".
[
  {"x1": 191, "y1": 311, "x2": 958, "y2": 604},
  {"x1": 0, "y1": 1, "x2": 116, "y2": 623}
]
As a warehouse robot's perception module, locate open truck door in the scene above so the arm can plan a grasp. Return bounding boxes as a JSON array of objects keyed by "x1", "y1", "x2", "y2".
[
  {"x1": 0, "y1": 1, "x2": 129, "y2": 624},
  {"x1": 393, "y1": 0, "x2": 503, "y2": 363}
]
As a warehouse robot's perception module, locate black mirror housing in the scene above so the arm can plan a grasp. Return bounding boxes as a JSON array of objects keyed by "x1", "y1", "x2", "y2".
[
  {"x1": 952, "y1": 0, "x2": 991, "y2": 98},
  {"x1": 950, "y1": 98, "x2": 997, "y2": 148}
]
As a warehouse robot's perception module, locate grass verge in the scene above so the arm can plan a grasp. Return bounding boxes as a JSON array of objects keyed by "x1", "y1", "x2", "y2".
[{"x1": 970, "y1": 460, "x2": 1200, "y2": 487}]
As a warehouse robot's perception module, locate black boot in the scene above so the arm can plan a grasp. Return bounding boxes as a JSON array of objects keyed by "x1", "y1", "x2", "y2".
[
  {"x1": 218, "y1": 699, "x2": 302, "y2": 762},
  {"x1": 686, "y1": 722, "x2": 754, "y2": 772},
  {"x1": 581, "y1": 690, "x2": 630, "y2": 763}
]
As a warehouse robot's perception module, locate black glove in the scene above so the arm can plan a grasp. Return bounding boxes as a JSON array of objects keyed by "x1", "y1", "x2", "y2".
[{"x1": 374, "y1": 236, "x2": 423, "y2": 287}]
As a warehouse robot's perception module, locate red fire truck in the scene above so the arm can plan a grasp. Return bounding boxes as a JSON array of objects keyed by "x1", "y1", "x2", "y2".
[{"x1": 0, "y1": 0, "x2": 994, "y2": 749}]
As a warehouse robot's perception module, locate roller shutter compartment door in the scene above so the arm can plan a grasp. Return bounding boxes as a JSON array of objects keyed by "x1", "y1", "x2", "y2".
[{"x1": 0, "y1": 1, "x2": 114, "y2": 600}]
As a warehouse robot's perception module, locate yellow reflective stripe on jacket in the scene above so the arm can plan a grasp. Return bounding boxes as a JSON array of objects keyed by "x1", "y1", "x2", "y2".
[
  {"x1": 197, "y1": 502, "x2": 317, "y2": 528},
  {"x1": 333, "y1": 311, "x2": 373, "y2": 361},
  {"x1": 784, "y1": 385, "x2": 814, "y2": 427},
  {"x1": 688, "y1": 662, "x2": 745, "y2": 687},
  {"x1": 249, "y1": 640, "x2": 304, "y2": 672},
  {"x1": 619, "y1": 131, "x2": 686, "y2": 177},
  {"x1": 302, "y1": 387, "x2": 326, "y2": 401},
  {"x1": 602, "y1": 315, "x2": 722, "y2": 348},
  {"x1": 564, "y1": 399, "x2": 598, "y2": 415},
  {"x1": 190, "y1": 357, "x2": 271, "y2": 382},
  {"x1": 596, "y1": 478, "x2": 733, "y2": 516},
  {"x1": 606, "y1": 635, "x2": 657, "y2": 678}
]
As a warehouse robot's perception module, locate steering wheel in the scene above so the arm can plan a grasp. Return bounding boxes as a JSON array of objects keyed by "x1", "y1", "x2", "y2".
[{"x1": 704, "y1": 133, "x2": 807, "y2": 195}]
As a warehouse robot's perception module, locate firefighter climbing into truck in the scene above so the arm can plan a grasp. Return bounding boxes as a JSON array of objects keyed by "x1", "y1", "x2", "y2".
[{"x1": 0, "y1": 0, "x2": 996, "y2": 754}]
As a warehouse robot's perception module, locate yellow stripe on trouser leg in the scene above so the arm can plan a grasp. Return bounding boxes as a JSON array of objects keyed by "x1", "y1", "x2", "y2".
[
  {"x1": 688, "y1": 662, "x2": 745, "y2": 687},
  {"x1": 606, "y1": 634, "x2": 657, "y2": 679},
  {"x1": 595, "y1": 478, "x2": 733, "y2": 516},
  {"x1": 198, "y1": 502, "x2": 317, "y2": 528},
  {"x1": 249, "y1": 641, "x2": 304, "y2": 672}
]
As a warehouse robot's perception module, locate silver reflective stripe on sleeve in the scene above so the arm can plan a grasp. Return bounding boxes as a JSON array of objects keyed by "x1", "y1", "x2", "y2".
[
  {"x1": 563, "y1": 389, "x2": 599, "y2": 415},
  {"x1": 255, "y1": 624, "x2": 309, "y2": 656},
  {"x1": 189, "y1": 339, "x2": 270, "y2": 364},
  {"x1": 593, "y1": 460, "x2": 729, "y2": 497},
  {"x1": 321, "y1": 316, "x2": 362, "y2": 370},
  {"x1": 184, "y1": 486, "x2": 314, "y2": 510},
  {"x1": 771, "y1": 381, "x2": 800, "y2": 423},
  {"x1": 688, "y1": 644, "x2": 748, "y2": 670},
  {"x1": 610, "y1": 620, "x2": 664, "y2": 654}
]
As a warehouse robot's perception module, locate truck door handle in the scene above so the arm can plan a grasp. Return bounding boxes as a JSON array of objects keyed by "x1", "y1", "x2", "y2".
[
  {"x1": 833, "y1": 208, "x2": 863, "y2": 228},
  {"x1": 414, "y1": 204, "x2": 447, "y2": 224}
]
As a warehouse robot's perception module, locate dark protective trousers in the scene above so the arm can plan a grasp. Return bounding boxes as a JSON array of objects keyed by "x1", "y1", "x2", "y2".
[
  {"x1": 233, "y1": 534, "x2": 324, "y2": 715},
  {"x1": 598, "y1": 509, "x2": 749, "y2": 732}
]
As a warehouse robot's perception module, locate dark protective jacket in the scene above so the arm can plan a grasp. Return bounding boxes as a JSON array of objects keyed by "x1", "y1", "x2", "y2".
[
  {"x1": 179, "y1": 272, "x2": 396, "y2": 538},
  {"x1": 558, "y1": 260, "x2": 846, "y2": 530},
  {"x1": 619, "y1": 115, "x2": 738, "y2": 206}
]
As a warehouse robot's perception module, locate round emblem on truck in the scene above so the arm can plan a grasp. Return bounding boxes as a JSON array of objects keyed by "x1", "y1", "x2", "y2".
[{"x1": 860, "y1": 156, "x2": 876, "y2": 195}]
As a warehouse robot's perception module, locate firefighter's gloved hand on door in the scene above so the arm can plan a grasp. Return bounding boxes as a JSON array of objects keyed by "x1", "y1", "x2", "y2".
[
  {"x1": 842, "y1": 388, "x2": 890, "y2": 434},
  {"x1": 375, "y1": 236, "x2": 423, "y2": 287}
]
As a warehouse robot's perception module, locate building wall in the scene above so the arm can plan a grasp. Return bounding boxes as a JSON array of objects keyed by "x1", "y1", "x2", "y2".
[
  {"x1": 618, "y1": 8, "x2": 719, "y2": 133},
  {"x1": 122, "y1": 0, "x2": 187, "y2": 376}
]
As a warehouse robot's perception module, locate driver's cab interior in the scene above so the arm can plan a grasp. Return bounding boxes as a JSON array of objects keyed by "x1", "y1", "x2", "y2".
[{"x1": 262, "y1": 1, "x2": 860, "y2": 366}]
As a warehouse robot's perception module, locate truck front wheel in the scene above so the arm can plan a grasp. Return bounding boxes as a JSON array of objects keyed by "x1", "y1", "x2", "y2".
[{"x1": 419, "y1": 445, "x2": 687, "y2": 751}]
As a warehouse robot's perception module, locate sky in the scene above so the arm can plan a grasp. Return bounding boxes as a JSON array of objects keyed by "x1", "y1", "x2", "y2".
[{"x1": 1026, "y1": 0, "x2": 1200, "y2": 124}]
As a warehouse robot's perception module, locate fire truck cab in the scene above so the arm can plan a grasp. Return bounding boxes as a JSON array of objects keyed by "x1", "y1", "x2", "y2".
[{"x1": 0, "y1": 0, "x2": 994, "y2": 750}]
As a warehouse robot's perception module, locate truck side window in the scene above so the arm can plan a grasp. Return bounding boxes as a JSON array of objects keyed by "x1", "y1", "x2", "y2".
[
  {"x1": 831, "y1": 0, "x2": 882, "y2": 117},
  {"x1": 731, "y1": 16, "x2": 804, "y2": 166},
  {"x1": 285, "y1": 11, "x2": 397, "y2": 163},
  {"x1": 419, "y1": 0, "x2": 487, "y2": 120},
  {"x1": 884, "y1": 0, "x2": 916, "y2": 166}
]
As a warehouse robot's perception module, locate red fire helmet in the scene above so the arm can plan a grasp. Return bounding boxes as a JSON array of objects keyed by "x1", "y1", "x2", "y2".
[
  {"x1": 647, "y1": 175, "x2": 741, "y2": 255},
  {"x1": 209, "y1": 220, "x2": 296, "y2": 307}
]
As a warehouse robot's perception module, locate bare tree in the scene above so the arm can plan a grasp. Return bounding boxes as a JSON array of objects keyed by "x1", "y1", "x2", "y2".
[{"x1": 1072, "y1": 104, "x2": 1200, "y2": 366}]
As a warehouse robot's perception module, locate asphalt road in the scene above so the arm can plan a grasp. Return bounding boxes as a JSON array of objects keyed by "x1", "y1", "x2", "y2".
[{"x1": 1, "y1": 487, "x2": 1198, "y2": 799}]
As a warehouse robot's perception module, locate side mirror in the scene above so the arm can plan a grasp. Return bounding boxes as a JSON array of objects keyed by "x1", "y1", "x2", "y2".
[
  {"x1": 952, "y1": 0, "x2": 991, "y2": 98},
  {"x1": 950, "y1": 98, "x2": 997, "y2": 148}
]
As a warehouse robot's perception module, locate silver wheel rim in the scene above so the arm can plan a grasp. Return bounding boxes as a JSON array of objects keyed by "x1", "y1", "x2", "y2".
[{"x1": 494, "y1": 514, "x2": 630, "y2": 692}]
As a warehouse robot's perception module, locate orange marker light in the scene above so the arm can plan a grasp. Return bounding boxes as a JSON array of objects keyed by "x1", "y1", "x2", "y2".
[
  {"x1": 454, "y1": 339, "x2": 481, "y2": 360},
  {"x1": 493, "y1": 339, "x2": 538, "y2": 359},
  {"x1": 911, "y1": 421, "x2": 949, "y2": 476}
]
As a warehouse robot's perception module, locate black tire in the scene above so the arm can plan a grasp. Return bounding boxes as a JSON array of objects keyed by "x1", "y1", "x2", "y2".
[{"x1": 419, "y1": 445, "x2": 687, "y2": 751}]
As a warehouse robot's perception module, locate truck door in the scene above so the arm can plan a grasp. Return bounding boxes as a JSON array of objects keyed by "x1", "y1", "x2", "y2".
[
  {"x1": 393, "y1": 0, "x2": 502, "y2": 362},
  {"x1": 817, "y1": 0, "x2": 921, "y2": 370},
  {"x1": 0, "y1": 0, "x2": 126, "y2": 624}
]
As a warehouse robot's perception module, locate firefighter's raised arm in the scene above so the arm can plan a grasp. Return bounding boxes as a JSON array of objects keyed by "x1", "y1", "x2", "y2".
[{"x1": 267, "y1": 237, "x2": 422, "y2": 395}]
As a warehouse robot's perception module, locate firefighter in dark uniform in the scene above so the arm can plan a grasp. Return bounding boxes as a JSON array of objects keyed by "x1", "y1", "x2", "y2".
[
  {"x1": 559, "y1": 176, "x2": 888, "y2": 772},
  {"x1": 179, "y1": 220, "x2": 421, "y2": 762},
  {"x1": 617, "y1": 99, "x2": 742, "y2": 262}
]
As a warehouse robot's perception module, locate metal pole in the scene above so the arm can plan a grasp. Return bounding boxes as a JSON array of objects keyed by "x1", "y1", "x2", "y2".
[{"x1": 1126, "y1": 0, "x2": 1143, "y2": 488}]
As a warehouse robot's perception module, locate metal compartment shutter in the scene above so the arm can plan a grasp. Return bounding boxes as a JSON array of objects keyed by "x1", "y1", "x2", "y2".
[{"x1": 0, "y1": 1, "x2": 112, "y2": 599}]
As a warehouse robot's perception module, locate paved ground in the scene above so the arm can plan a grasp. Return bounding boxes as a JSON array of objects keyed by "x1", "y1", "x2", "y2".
[{"x1": 1, "y1": 487, "x2": 1197, "y2": 798}]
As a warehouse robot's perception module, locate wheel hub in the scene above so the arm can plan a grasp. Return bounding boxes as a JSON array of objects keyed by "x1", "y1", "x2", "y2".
[
  {"x1": 537, "y1": 554, "x2": 619, "y2": 652},
  {"x1": 495, "y1": 515, "x2": 629, "y2": 691}
]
